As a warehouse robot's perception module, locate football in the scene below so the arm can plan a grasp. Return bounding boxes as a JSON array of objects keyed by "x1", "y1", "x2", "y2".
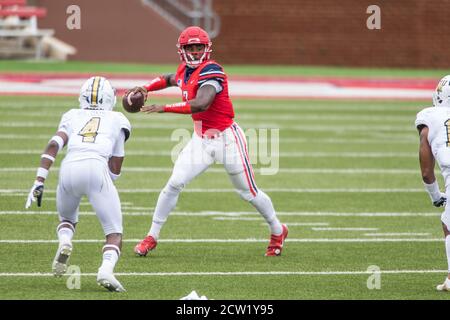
[{"x1": 122, "y1": 91, "x2": 145, "y2": 113}]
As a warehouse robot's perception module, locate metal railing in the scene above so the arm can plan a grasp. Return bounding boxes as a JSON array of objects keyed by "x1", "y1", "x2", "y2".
[{"x1": 142, "y1": 0, "x2": 220, "y2": 38}]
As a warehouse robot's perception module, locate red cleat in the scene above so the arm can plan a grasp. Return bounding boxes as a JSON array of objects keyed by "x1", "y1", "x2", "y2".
[
  {"x1": 134, "y1": 235, "x2": 157, "y2": 256},
  {"x1": 265, "y1": 224, "x2": 288, "y2": 256}
]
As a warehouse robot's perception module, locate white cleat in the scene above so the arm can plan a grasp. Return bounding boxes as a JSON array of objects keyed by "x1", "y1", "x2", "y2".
[
  {"x1": 97, "y1": 270, "x2": 126, "y2": 292},
  {"x1": 52, "y1": 243, "x2": 72, "y2": 277},
  {"x1": 436, "y1": 278, "x2": 450, "y2": 291}
]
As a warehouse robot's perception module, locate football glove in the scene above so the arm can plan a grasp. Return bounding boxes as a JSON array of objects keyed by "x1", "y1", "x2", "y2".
[
  {"x1": 433, "y1": 193, "x2": 447, "y2": 207},
  {"x1": 25, "y1": 181, "x2": 44, "y2": 209}
]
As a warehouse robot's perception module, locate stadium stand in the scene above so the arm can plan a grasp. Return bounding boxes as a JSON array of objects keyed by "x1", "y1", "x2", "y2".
[
  {"x1": 0, "y1": 0, "x2": 61, "y2": 59},
  {"x1": 142, "y1": 0, "x2": 220, "y2": 38}
]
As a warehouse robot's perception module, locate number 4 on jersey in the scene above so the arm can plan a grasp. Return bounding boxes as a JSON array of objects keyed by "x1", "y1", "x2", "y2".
[{"x1": 78, "y1": 117, "x2": 100, "y2": 143}]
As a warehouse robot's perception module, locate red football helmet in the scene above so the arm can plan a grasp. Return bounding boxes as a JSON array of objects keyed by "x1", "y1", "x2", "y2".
[{"x1": 177, "y1": 26, "x2": 212, "y2": 68}]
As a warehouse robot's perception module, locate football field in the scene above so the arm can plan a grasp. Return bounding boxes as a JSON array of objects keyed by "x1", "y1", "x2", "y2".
[{"x1": 0, "y1": 66, "x2": 449, "y2": 299}]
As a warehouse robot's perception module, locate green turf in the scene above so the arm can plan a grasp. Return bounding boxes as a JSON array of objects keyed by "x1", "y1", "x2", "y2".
[
  {"x1": 1, "y1": 60, "x2": 450, "y2": 78},
  {"x1": 0, "y1": 95, "x2": 449, "y2": 300}
]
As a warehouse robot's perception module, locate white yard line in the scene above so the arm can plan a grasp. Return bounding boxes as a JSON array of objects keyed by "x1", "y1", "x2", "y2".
[
  {"x1": 0, "y1": 269, "x2": 446, "y2": 277},
  {"x1": 0, "y1": 188, "x2": 428, "y2": 195},
  {"x1": 0, "y1": 167, "x2": 419, "y2": 174},
  {"x1": 1, "y1": 150, "x2": 417, "y2": 158},
  {"x1": 0, "y1": 121, "x2": 413, "y2": 132},
  {"x1": 0, "y1": 238, "x2": 444, "y2": 243},
  {"x1": 364, "y1": 233, "x2": 431, "y2": 237},
  {"x1": 312, "y1": 228, "x2": 378, "y2": 231},
  {"x1": 0, "y1": 211, "x2": 441, "y2": 217},
  {"x1": 0, "y1": 133, "x2": 416, "y2": 144}
]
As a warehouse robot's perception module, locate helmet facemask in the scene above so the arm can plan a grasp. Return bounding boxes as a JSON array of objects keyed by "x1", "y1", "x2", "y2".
[
  {"x1": 177, "y1": 26, "x2": 212, "y2": 68},
  {"x1": 178, "y1": 43, "x2": 212, "y2": 68}
]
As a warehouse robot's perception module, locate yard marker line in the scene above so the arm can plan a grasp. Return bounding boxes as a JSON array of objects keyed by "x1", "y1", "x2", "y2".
[
  {"x1": 213, "y1": 217, "x2": 263, "y2": 221},
  {"x1": 0, "y1": 188, "x2": 428, "y2": 194},
  {"x1": 0, "y1": 238, "x2": 444, "y2": 243},
  {"x1": 0, "y1": 134, "x2": 415, "y2": 144},
  {"x1": 364, "y1": 233, "x2": 431, "y2": 236},
  {"x1": 0, "y1": 270, "x2": 447, "y2": 277},
  {"x1": 0, "y1": 211, "x2": 441, "y2": 217},
  {"x1": 0, "y1": 122, "x2": 413, "y2": 132},
  {"x1": 0, "y1": 167, "x2": 419, "y2": 174},
  {"x1": 312, "y1": 228, "x2": 378, "y2": 231},
  {"x1": 1, "y1": 150, "x2": 417, "y2": 158},
  {"x1": 275, "y1": 222, "x2": 330, "y2": 226}
]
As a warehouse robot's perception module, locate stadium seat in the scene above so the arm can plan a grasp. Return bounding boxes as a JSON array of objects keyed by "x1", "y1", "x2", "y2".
[{"x1": 0, "y1": 1, "x2": 55, "y2": 59}]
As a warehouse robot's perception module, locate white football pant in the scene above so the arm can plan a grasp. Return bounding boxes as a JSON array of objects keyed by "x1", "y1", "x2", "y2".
[
  {"x1": 151, "y1": 122, "x2": 281, "y2": 237},
  {"x1": 57, "y1": 158, "x2": 123, "y2": 235}
]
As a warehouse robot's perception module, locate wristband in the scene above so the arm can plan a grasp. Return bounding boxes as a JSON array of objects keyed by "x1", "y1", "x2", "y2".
[
  {"x1": 424, "y1": 181, "x2": 441, "y2": 200},
  {"x1": 36, "y1": 167, "x2": 49, "y2": 179},
  {"x1": 50, "y1": 135, "x2": 65, "y2": 151},
  {"x1": 41, "y1": 154, "x2": 55, "y2": 162},
  {"x1": 109, "y1": 171, "x2": 120, "y2": 181},
  {"x1": 163, "y1": 101, "x2": 192, "y2": 114}
]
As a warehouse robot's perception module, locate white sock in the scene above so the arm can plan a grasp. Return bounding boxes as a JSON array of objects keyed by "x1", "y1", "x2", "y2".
[
  {"x1": 446, "y1": 235, "x2": 450, "y2": 274},
  {"x1": 57, "y1": 226, "x2": 74, "y2": 247},
  {"x1": 250, "y1": 190, "x2": 282, "y2": 235},
  {"x1": 148, "y1": 183, "x2": 182, "y2": 239},
  {"x1": 99, "y1": 249, "x2": 119, "y2": 274}
]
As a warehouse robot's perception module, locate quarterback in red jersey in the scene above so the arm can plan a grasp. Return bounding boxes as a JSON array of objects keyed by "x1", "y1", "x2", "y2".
[{"x1": 130, "y1": 26, "x2": 287, "y2": 257}]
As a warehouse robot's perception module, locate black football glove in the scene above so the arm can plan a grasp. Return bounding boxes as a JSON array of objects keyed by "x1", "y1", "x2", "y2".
[{"x1": 433, "y1": 195, "x2": 447, "y2": 207}]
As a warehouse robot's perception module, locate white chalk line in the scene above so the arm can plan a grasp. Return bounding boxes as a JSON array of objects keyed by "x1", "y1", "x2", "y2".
[
  {"x1": 0, "y1": 133, "x2": 416, "y2": 144},
  {"x1": 0, "y1": 270, "x2": 446, "y2": 277},
  {"x1": 0, "y1": 150, "x2": 417, "y2": 158},
  {"x1": 0, "y1": 121, "x2": 413, "y2": 132},
  {"x1": 0, "y1": 167, "x2": 419, "y2": 174},
  {"x1": 0, "y1": 238, "x2": 443, "y2": 244},
  {"x1": 364, "y1": 233, "x2": 431, "y2": 237},
  {"x1": 0, "y1": 188, "x2": 429, "y2": 195},
  {"x1": 312, "y1": 227, "x2": 379, "y2": 231},
  {"x1": 0, "y1": 211, "x2": 440, "y2": 217}
]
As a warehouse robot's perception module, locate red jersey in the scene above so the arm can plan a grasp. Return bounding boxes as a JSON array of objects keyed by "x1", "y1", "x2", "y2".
[{"x1": 175, "y1": 60, "x2": 235, "y2": 136}]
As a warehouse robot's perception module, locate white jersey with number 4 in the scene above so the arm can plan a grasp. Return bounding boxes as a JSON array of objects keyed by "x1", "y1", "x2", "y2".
[
  {"x1": 57, "y1": 108, "x2": 131, "y2": 163},
  {"x1": 415, "y1": 106, "x2": 450, "y2": 167}
]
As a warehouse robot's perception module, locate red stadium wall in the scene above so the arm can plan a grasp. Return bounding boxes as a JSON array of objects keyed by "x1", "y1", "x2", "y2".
[
  {"x1": 212, "y1": 0, "x2": 449, "y2": 68},
  {"x1": 35, "y1": 0, "x2": 450, "y2": 68},
  {"x1": 35, "y1": 0, "x2": 180, "y2": 63}
]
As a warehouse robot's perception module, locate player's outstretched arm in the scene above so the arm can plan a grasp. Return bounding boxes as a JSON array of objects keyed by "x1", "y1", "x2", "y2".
[
  {"x1": 141, "y1": 85, "x2": 216, "y2": 114},
  {"x1": 418, "y1": 125, "x2": 446, "y2": 207},
  {"x1": 25, "y1": 132, "x2": 68, "y2": 209},
  {"x1": 128, "y1": 74, "x2": 176, "y2": 98}
]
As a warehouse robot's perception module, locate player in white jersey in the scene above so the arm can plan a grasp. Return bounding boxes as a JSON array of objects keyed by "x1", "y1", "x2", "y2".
[
  {"x1": 415, "y1": 75, "x2": 450, "y2": 291},
  {"x1": 25, "y1": 76, "x2": 131, "y2": 292}
]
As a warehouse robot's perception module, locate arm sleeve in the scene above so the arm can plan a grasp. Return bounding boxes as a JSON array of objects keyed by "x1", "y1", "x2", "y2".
[
  {"x1": 112, "y1": 130, "x2": 126, "y2": 157},
  {"x1": 200, "y1": 79, "x2": 223, "y2": 93}
]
